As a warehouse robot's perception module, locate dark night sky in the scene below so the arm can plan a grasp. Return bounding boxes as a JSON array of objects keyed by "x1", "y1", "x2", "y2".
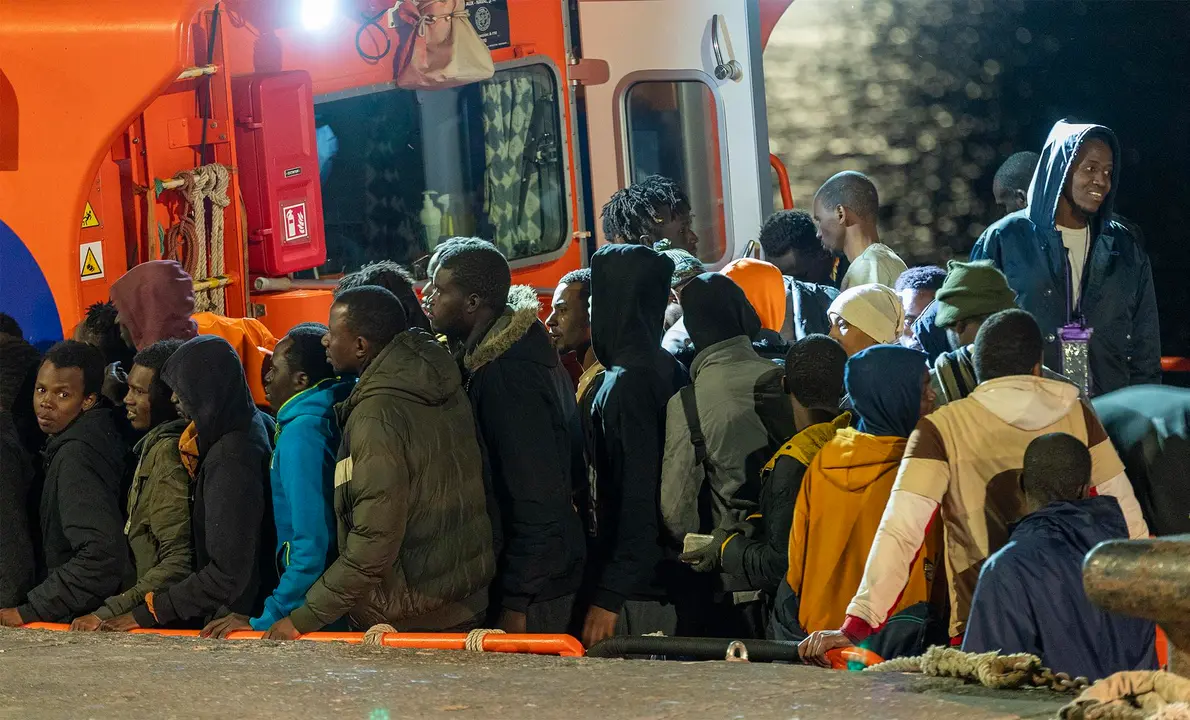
[{"x1": 766, "y1": 0, "x2": 1190, "y2": 359}]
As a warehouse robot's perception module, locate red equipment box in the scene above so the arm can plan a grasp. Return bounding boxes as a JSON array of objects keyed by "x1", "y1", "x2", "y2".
[{"x1": 232, "y1": 70, "x2": 326, "y2": 276}]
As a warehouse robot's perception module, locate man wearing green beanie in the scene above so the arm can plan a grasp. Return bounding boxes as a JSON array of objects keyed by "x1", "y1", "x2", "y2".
[{"x1": 930, "y1": 260, "x2": 1081, "y2": 408}]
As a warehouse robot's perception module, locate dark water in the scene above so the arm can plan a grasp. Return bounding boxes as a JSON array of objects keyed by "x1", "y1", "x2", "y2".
[{"x1": 765, "y1": 0, "x2": 1190, "y2": 357}]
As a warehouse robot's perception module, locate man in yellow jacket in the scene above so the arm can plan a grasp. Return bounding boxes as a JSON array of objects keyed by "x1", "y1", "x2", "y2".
[{"x1": 778, "y1": 344, "x2": 944, "y2": 660}]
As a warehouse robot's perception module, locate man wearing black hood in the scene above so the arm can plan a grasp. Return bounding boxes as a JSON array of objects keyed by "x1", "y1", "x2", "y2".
[
  {"x1": 100, "y1": 336, "x2": 274, "y2": 631},
  {"x1": 1, "y1": 341, "x2": 127, "y2": 626},
  {"x1": 580, "y1": 244, "x2": 689, "y2": 648},
  {"x1": 661, "y1": 273, "x2": 794, "y2": 544},
  {"x1": 970, "y1": 120, "x2": 1159, "y2": 395}
]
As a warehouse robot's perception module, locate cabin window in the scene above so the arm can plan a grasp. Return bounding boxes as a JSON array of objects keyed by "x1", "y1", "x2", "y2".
[
  {"x1": 314, "y1": 62, "x2": 567, "y2": 274},
  {"x1": 624, "y1": 79, "x2": 727, "y2": 264}
]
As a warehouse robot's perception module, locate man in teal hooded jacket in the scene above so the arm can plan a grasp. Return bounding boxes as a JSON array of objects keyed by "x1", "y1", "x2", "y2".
[
  {"x1": 969, "y1": 120, "x2": 1159, "y2": 395},
  {"x1": 203, "y1": 323, "x2": 353, "y2": 637}
]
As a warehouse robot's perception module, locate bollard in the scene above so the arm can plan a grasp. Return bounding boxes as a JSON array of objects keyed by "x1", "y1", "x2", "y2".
[{"x1": 1083, "y1": 534, "x2": 1190, "y2": 675}]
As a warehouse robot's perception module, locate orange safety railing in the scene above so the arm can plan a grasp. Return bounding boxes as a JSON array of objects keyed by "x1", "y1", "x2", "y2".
[
  {"x1": 1161, "y1": 357, "x2": 1190, "y2": 373},
  {"x1": 770, "y1": 154, "x2": 794, "y2": 210},
  {"x1": 19, "y1": 623, "x2": 585, "y2": 658}
]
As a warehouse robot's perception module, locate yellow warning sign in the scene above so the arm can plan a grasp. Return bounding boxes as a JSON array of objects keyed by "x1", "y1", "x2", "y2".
[
  {"x1": 81, "y1": 201, "x2": 101, "y2": 229},
  {"x1": 80, "y1": 241, "x2": 105, "y2": 280}
]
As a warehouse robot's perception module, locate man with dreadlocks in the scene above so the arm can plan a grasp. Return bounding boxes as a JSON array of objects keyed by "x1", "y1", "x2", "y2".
[{"x1": 600, "y1": 176, "x2": 700, "y2": 255}]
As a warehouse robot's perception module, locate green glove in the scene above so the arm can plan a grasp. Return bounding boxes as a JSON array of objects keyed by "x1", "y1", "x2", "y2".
[{"x1": 679, "y1": 528, "x2": 729, "y2": 573}]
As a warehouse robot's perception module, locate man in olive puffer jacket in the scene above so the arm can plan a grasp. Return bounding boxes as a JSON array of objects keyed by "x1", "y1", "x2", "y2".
[{"x1": 272, "y1": 286, "x2": 494, "y2": 638}]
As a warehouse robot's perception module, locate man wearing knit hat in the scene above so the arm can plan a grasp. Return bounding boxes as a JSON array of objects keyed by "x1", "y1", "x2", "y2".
[
  {"x1": 825, "y1": 284, "x2": 904, "y2": 357},
  {"x1": 657, "y1": 241, "x2": 707, "y2": 365},
  {"x1": 929, "y1": 260, "x2": 1081, "y2": 407}
]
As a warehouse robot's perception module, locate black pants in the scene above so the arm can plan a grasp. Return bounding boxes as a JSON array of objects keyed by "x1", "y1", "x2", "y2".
[{"x1": 525, "y1": 593, "x2": 577, "y2": 635}]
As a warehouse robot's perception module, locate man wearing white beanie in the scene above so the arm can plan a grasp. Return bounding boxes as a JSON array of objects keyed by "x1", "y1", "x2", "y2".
[{"x1": 826, "y1": 284, "x2": 905, "y2": 356}]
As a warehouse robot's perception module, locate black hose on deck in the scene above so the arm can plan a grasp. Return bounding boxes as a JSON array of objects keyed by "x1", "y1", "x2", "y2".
[{"x1": 585, "y1": 635, "x2": 800, "y2": 663}]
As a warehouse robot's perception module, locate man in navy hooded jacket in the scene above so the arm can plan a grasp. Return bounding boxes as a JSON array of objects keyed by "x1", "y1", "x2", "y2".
[
  {"x1": 969, "y1": 120, "x2": 1159, "y2": 396},
  {"x1": 962, "y1": 432, "x2": 1157, "y2": 681}
]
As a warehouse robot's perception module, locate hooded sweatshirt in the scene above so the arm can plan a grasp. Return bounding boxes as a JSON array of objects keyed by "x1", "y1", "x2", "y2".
[
  {"x1": 131, "y1": 336, "x2": 275, "y2": 628},
  {"x1": 461, "y1": 285, "x2": 585, "y2": 617},
  {"x1": 251, "y1": 376, "x2": 354, "y2": 631},
  {"x1": 17, "y1": 407, "x2": 128, "y2": 623},
  {"x1": 969, "y1": 120, "x2": 1160, "y2": 395},
  {"x1": 1093, "y1": 385, "x2": 1190, "y2": 536},
  {"x1": 291, "y1": 330, "x2": 494, "y2": 633},
  {"x1": 109, "y1": 261, "x2": 198, "y2": 350},
  {"x1": 721, "y1": 259, "x2": 786, "y2": 334},
  {"x1": 661, "y1": 273, "x2": 793, "y2": 540},
  {"x1": 843, "y1": 374, "x2": 1149, "y2": 642},
  {"x1": 962, "y1": 496, "x2": 1158, "y2": 680},
  {"x1": 110, "y1": 260, "x2": 277, "y2": 405},
  {"x1": 585, "y1": 245, "x2": 689, "y2": 612},
  {"x1": 784, "y1": 347, "x2": 938, "y2": 636}
]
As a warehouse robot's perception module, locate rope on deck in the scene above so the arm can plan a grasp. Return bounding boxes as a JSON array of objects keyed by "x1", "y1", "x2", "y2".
[{"x1": 864, "y1": 645, "x2": 1089, "y2": 693}]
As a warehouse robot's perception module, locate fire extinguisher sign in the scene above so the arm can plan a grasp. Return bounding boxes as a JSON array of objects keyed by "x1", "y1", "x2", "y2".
[{"x1": 282, "y1": 201, "x2": 309, "y2": 243}]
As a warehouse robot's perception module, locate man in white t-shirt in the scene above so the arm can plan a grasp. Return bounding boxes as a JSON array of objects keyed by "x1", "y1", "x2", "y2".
[{"x1": 812, "y1": 172, "x2": 908, "y2": 292}]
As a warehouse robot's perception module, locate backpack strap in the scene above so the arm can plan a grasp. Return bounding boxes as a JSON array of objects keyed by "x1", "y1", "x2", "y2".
[{"x1": 679, "y1": 385, "x2": 709, "y2": 472}]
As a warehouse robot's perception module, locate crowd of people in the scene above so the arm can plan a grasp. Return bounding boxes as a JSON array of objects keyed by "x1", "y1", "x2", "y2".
[{"x1": 1, "y1": 118, "x2": 1187, "y2": 679}]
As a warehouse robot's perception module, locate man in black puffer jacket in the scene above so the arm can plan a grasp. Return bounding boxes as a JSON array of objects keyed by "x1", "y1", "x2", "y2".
[
  {"x1": 1, "y1": 341, "x2": 127, "y2": 626},
  {"x1": 100, "y1": 336, "x2": 275, "y2": 631},
  {"x1": 424, "y1": 238, "x2": 585, "y2": 634}
]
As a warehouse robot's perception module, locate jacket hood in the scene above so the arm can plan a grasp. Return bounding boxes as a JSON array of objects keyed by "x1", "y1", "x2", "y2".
[
  {"x1": 970, "y1": 375, "x2": 1079, "y2": 431},
  {"x1": 721, "y1": 258, "x2": 786, "y2": 333},
  {"x1": 277, "y1": 376, "x2": 355, "y2": 428},
  {"x1": 1013, "y1": 496, "x2": 1127, "y2": 551},
  {"x1": 161, "y1": 336, "x2": 257, "y2": 453},
  {"x1": 45, "y1": 405, "x2": 125, "y2": 464},
  {"x1": 463, "y1": 285, "x2": 543, "y2": 372},
  {"x1": 1027, "y1": 120, "x2": 1121, "y2": 233},
  {"x1": 346, "y1": 329, "x2": 463, "y2": 414},
  {"x1": 815, "y1": 427, "x2": 906, "y2": 491},
  {"x1": 681, "y1": 272, "x2": 761, "y2": 356},
  {"x1": 109, "y1": 261, "x2": 198, "y2": 351},
  {"x1": 590, "y1": 244, "x2": 673, "y2": 367},
  {"x1": 133, "y1": 417, "x2": 188, "y2": 456},
  {"x1": 845, "y1": 345, "x2": 928, "y2": 438}
]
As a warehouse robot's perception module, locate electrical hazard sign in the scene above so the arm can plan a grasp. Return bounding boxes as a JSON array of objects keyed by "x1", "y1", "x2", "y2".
[
  {"x1": 282, "y1": 201, "x2": 309, "y2": 243},
  {"x1": 80, "y1": 241, "x2": 105, "y2": 280},
  {"x1": 81, "y1": 202, "x2": 101, "y2": 229}
]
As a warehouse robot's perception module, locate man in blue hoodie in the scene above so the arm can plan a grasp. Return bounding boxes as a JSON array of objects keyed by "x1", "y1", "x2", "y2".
[
  {"x1": 969, "y1": 120, "x2": 1159, "y2": 396},
  {"x1": 962, "y1": 432, "x2": 1158, "y2": 680},
  {"x1": 201, "y1": 324, "x2": 353, "y2": 638}
]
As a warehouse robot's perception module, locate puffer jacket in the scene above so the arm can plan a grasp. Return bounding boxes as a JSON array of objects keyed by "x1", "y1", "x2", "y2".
[
  {"x1": 969, "y1": 121, "x2": 1160, "y2": 395},
  {"x1": 291, "y1": 330, "x2": 494, "y2": 633},
  {"x1": 462, "y1": 286, "x2": 585, "y2": 614},
  {"x1": 95, "y1": 418, "x2": 193, "y2": 620}
]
